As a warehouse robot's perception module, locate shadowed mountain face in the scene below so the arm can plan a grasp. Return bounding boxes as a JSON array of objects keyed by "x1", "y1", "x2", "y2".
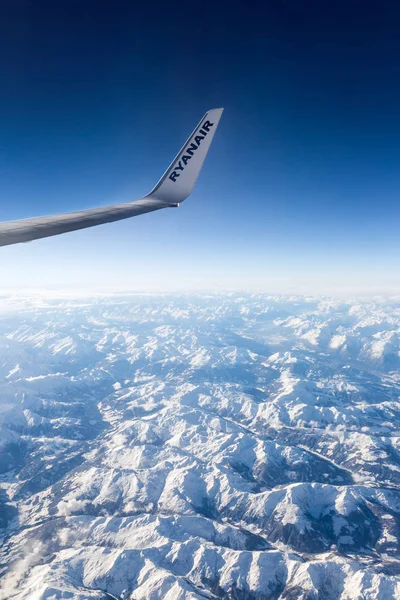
[{"x1": 1, "y1": 294, "x2": 400, "y2": 599}]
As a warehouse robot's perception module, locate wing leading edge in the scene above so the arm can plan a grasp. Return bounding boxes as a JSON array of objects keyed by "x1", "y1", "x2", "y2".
[{"x1": 0, "y1": 108, "x2": 224, "y2": 247}]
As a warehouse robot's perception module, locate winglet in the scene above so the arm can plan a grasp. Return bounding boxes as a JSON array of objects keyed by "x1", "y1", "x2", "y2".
[{"x1": 146, "y1": 108, "x2": 224, "y2": 205}]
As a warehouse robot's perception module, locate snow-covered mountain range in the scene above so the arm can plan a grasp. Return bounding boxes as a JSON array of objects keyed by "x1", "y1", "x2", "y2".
[{"x1": 1, "y1": 293, "x2": 400, "y2": 599}]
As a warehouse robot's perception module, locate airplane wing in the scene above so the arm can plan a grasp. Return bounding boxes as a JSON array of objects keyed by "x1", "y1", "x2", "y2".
[{"x1": 0, "y1": 108, "x2": 224, "y2": 247}]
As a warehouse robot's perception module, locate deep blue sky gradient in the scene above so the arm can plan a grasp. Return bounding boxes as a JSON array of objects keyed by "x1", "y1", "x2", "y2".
[{"x1": 0, "y1": 1, "x2": 399, "y2": 293}]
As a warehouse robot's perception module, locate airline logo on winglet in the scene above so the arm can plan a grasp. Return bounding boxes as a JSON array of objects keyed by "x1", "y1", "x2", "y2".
[{"x1": 168, "y1": 119, "x2": 214, "y2": 182}]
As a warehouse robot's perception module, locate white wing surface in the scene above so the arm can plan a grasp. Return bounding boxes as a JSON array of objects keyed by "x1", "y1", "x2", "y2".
[{"x1": 0, "y1": 108, "x2": 224, "y2": 247}]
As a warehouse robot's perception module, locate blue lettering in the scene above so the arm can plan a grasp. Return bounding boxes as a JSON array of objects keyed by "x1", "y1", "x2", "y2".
[{"x1": 186, "y1": 142, "x2": 198, "y2": 156}]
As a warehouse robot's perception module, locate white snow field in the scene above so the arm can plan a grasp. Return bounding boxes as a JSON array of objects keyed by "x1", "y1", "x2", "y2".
[{"x1": 1, "y1": 293, "x2": 400, "y2": 599}]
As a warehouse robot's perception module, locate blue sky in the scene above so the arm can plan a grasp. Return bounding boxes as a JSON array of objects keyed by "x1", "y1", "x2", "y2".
[{"x1": 0, "y1": 1, "x2": 399, "y2": 294}]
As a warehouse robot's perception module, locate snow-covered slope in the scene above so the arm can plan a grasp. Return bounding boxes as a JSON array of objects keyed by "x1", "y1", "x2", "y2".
[{"x1": 1, "y1": 294, "x2": 400, "y2": 599}]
